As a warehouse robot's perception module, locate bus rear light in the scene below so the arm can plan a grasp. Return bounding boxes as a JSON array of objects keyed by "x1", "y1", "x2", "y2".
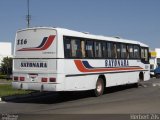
[
  {"x1": 13, "y1": 76, "x2": 18, "y2": 81},
  {"x1": 20, "y1": 77, "x2": 25, "y2": 81},
  {"x1": 49, "y1": 78, "x2": 56, "y2": 82},
  {"x1": 41, "y1": 78, "x2": 48, "y2": 82}
]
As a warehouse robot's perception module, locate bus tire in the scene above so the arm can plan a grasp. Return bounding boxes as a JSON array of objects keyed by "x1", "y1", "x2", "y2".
[
  {"x1": 94, "y1": 78, "x2": 104, "y2": 97},
  {"x1": 156, "y1": 73, "x2": 160, "y2": 79},
  {"x1": 138, "y1": 72, "x2": 144, "y2": 87},
  {"x1": 133, "y1": 83, "x2": 139, "y2": 88},
  {"x1": 139, "y1": 72, "x2": 144, "y2": 82}
]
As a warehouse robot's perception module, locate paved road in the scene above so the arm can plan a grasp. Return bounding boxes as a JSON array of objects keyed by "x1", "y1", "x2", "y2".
[{"x1": 0, "y1": 78, "x2": 160, "y2": 119}]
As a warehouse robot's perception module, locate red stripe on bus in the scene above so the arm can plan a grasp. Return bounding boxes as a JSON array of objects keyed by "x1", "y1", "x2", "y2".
[
  {"x1": 40, "y1": 35, "x2": 55, "y2": 50},
  {"x1": 18, "y1": 35, "x2": 55, "y2": 51},
  {"x1": 74, "y1": 60, "x2": 144, "y2": 73}
]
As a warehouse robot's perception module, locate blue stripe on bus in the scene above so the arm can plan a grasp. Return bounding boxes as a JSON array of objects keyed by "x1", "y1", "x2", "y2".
[{"x1": 82, "y1": 61, "x2": 94, "y2": 68}]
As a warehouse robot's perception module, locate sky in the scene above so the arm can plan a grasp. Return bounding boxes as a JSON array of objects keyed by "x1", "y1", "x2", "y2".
[{"x1": 0, "y1": 0, "x2": 160, "y2": 50}]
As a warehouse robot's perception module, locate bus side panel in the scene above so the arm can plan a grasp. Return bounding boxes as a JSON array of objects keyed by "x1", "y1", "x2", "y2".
[
  {"x1": 63, "y1": 59, "x2": 150, "y2": 91},
  {"x1": 64, "y1": 75, "x2": 98, "y2": 91},
  {"x1": 105, "y1": 72, "x2": 139, "y2": 87}
]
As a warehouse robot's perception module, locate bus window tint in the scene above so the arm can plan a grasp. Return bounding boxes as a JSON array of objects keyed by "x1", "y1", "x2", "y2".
[
  {"x1": 71, "y1": 39, "x2": 81, "y2": 58},
  {"x1": 121, "y1": 44, "x2": 127, "y2": 59},
  {"x1": 141, "y1": 48, "x2": 145, "y2": 59},
  {"x1": 128, "y1": 45, "x2": 134, "y2": 58},
  {"x1": 64, "y1": 36, "x2": 144, "y2": 60},
  {"x1": 86, "y1": 40, "x2": 94, "y2": 58},
  {"x1": 141, "y1": 47, "x2": 149, "y2": 62},
  {"x1": 134, "y1": 45, "x2": 140, "y2": 59},
  {"x1": 81, "y1": 40, "x2": 86, "y2": 58},
  {"x1": 95, "y1": 41, "x2": 102, "y2": 58},
  {"x1": 116, "y1": 43, "x2": 121, "y2": 58},
  {"x1": 102, "y1": 42, "x2": 107, "y2": 58},
  {"x1": 112, "y1": 43, "x2": 117, "y2": 58},
  {"x1": 107, "y1": 42, "x2": 112, "y2": 58},
  {"x1": 144, "y1": 48, "x2": 148, "y2": 62},
  {"x1": 71, "y1": 40, "x2": 76, "y2": 57},
  {"x1": 64, "y1": 37, "x2": 71, "y2": 58}
]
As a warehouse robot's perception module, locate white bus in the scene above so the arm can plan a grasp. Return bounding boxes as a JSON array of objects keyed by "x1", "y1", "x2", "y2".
[{"x1": 12, "y1": 27, "x2": 150, "y2": 96}]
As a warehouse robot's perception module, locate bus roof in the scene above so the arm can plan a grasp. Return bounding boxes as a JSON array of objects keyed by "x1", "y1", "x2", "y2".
[{"x1": 17, "y1": 27, "x2": 149, "y2": 47}]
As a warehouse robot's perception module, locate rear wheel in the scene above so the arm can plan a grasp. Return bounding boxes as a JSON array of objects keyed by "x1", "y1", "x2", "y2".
[{"x1": 94, "y1": 78, "x2": 104, "y2": 97}]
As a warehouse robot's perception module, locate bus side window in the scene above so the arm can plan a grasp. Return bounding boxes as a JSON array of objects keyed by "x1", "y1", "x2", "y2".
[
  {"x1": 144, "y1": 48, "x2": 149, "y2": 62},
  {"x1": 81, "y1": 40, "x2": 86, "y2": 58},
  {"x1": 107, "y1": 42, "x2": 112, "y2": 58},
  {"x1": 94, "y1": 41, "x2": 102, "y2": 58},
  {"x1": 111, "y1": 43, "x2": 117, "y2": 58},
  {"x1": 102, "y1": 42, "x2": 107, "y2": 58},
  {"x1": 121, "y1": 44, "x2": 127, "y2": 59},
  {"x1": 141, "y1": 48, "x2": 145, "y2": 59},
  {"x1": 71, "y1": 39, "x2": 81, "y2": 58},
  {"x1": 128, "y1": 45, "x2": 134, "y2": 59},
  {"x1": 86, "y1": 40, "x2": 94, "y2": 58},
  {"x1": 134, "y1": 45, "x2": 140, "y2": 59},
  {"x1": 141, "y1": 47, "x2": 149, "y2": 62},
  {"x1": 64, "y1": 37, "x2": 71, "y2": 58},
  {"x1": 126, "y1": 45, "x2": 129, "y2": 59},
  {"x1": 71, "y1": 39, "x2": 77, "y2": 57},
  {"x1": 116, "y1": 43, "x2": 121, "y2": 59}
]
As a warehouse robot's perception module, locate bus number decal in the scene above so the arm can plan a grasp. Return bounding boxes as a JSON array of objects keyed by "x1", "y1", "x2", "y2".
[{"x1": 17, "y1": 39, "x2": 27, "y2": 45}]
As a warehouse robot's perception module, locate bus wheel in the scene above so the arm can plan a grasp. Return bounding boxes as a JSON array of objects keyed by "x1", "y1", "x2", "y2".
[
  {"x1": 137, "y1": 72, "x2": 144, "y2": 87},
  {"x1": 94, "y1": 78, "x2": 104, "y2": 97},
  {"x1": 139, "y1": 72, "x2": 144, "y2": 82},
  {"x1": 156, "y1": 73, "x2": 160, "y2": 79}
]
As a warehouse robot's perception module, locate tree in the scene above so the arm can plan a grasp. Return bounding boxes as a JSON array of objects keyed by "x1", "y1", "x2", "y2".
[{"x1": 0, "y1": 57, "x2": 13, "y2": 75}]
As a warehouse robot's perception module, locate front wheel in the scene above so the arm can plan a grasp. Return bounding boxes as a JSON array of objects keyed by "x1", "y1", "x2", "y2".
[{"x1": 94, "y1": 78, "x2": 104, "y2": 97}]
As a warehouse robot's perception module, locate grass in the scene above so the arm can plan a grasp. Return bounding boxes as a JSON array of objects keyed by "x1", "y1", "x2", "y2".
[
  {"x1": 0, "y1": 84, "x2": 32, "y2": 97},
  {"x1": 0, "y1": 79, "x2": 12, "y2": 83},
  {"x1": 0, "y1": 74, "x2": 12, "y2": 80}
]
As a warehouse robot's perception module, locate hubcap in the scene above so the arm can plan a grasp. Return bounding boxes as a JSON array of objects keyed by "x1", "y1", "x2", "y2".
[{"x1": 97, "y1": 81, "x2": 102, "y2": 93}]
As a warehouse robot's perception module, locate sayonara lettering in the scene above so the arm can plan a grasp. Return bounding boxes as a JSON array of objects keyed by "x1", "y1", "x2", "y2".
[
  {"x1": 105, "y1": 59, "x2": 129, "y2": 67},
  {"x1": 21, "y1": 62, "x2": 47, "y2": 68}
]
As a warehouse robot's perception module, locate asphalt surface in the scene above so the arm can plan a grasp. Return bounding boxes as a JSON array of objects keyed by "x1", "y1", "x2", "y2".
[{"x1": 0, "y1": 78, "x2": 160, "y2": 120}]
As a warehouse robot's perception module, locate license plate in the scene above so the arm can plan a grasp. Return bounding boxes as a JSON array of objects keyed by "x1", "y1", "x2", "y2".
[{"x1": 29, "y1": 74, "x2": 38, "y2": 82}]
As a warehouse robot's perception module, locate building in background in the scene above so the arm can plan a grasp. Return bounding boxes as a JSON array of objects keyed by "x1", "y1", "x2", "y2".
[
  {"x1": 150, "y1": 48, "x2": 160, "y2": 70},
  {"x1": 0, "y1": 42, "x2": 12, "y2": 68}
]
